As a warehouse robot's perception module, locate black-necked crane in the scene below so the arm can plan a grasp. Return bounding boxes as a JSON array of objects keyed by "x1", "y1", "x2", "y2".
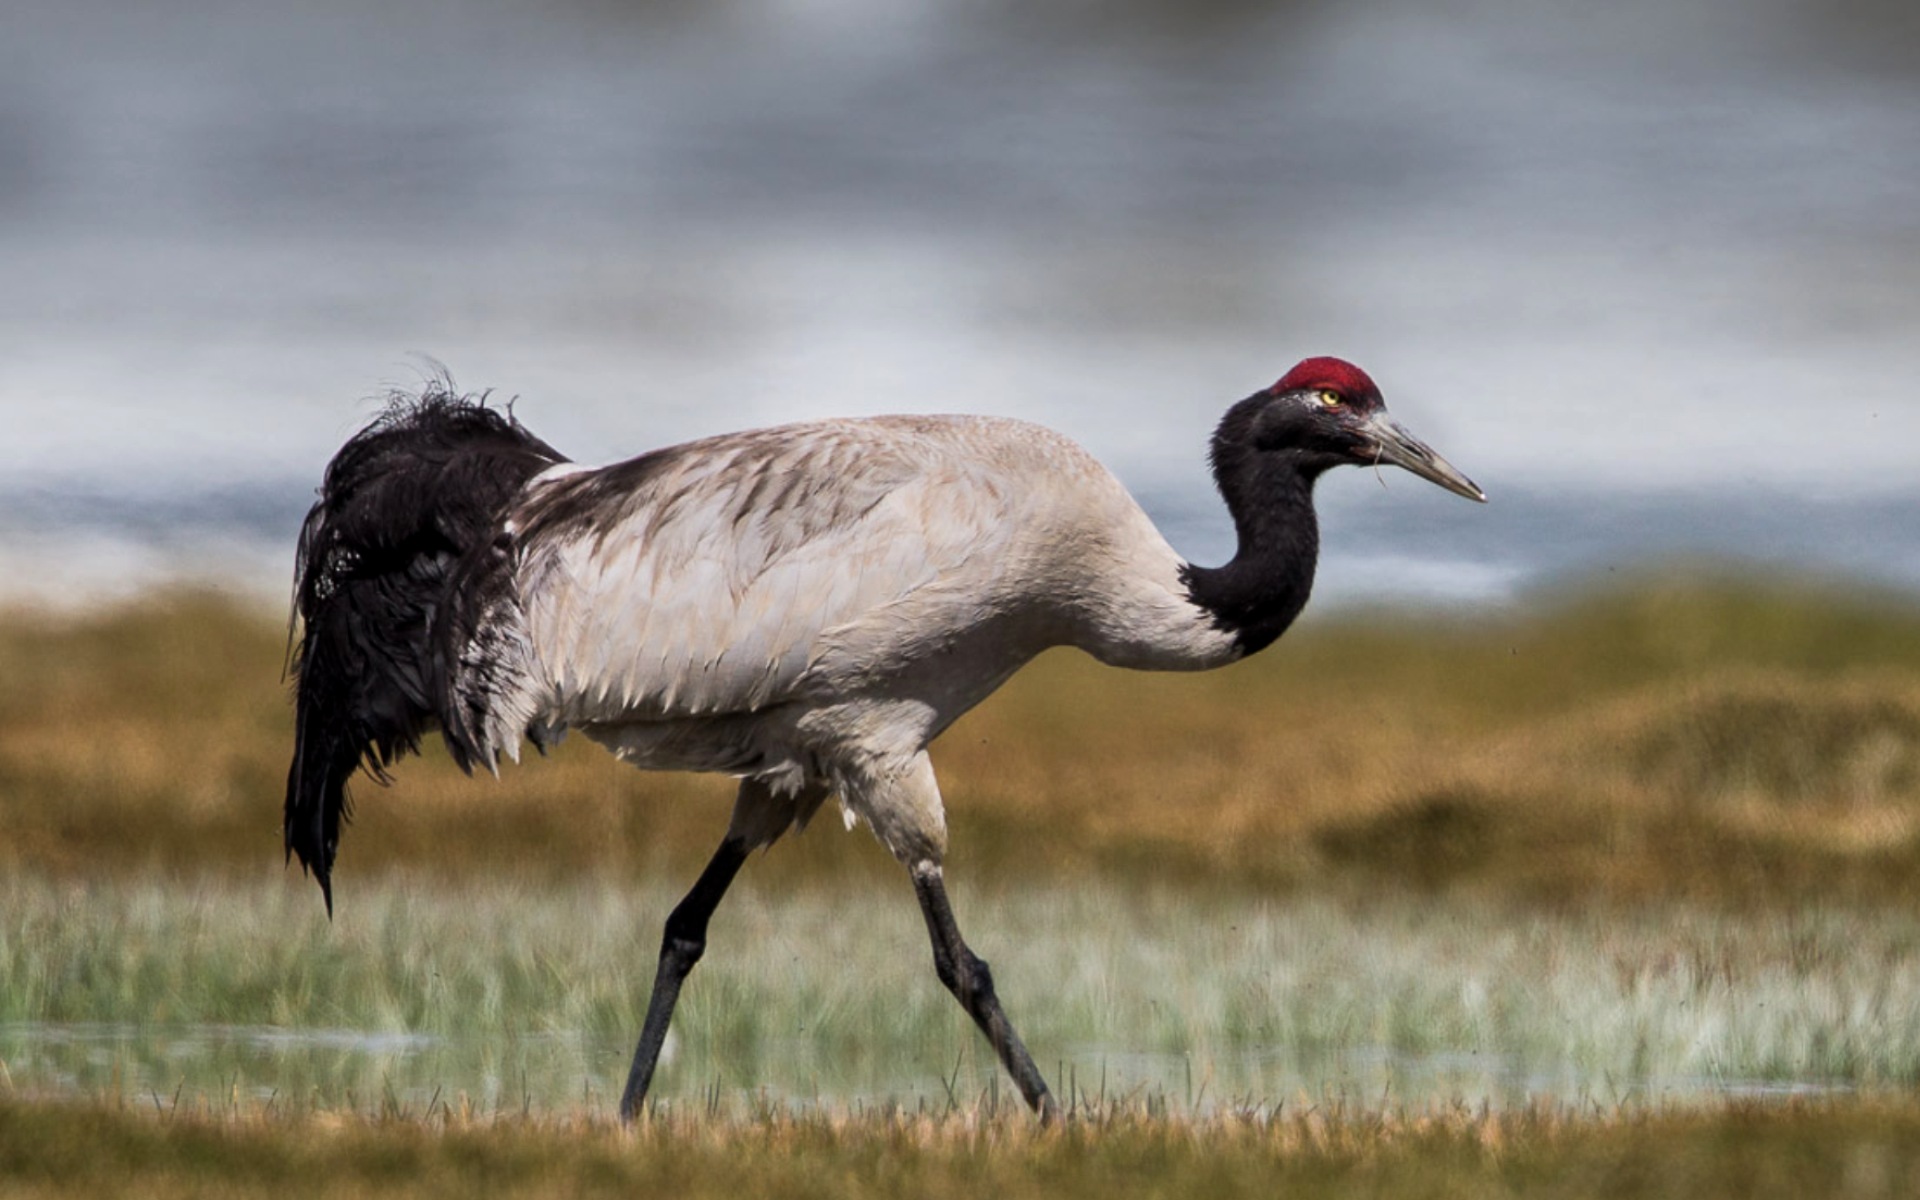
[{"x1": 285, "y1": 357, "x2": 1484, "y2": 1122}]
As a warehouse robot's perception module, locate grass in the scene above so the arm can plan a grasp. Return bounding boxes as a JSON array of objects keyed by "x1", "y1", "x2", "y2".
[
  {"x1": 4, "y1": 572, "x2": 1920, "y2": 903},
  {"x1": 5, "y1": 1094, "x2": 1920, "y2": 1199},
  {"x1": 7, "y1": 572, "x2": 1920, "y2": 1191},
  {"x1": 5, "y1": 872, "x2": 1920, "y2": 1112}
]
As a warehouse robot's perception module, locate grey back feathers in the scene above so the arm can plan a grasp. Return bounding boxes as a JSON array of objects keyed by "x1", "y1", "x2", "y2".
[{"x1": 452, "y1": 415, "x2": 1237, "y2": 781}]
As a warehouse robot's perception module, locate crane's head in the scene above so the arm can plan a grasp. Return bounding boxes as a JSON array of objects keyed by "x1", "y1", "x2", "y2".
[{"x1": 1241, "y1": 356, "x2": 1486, "y2": 502}]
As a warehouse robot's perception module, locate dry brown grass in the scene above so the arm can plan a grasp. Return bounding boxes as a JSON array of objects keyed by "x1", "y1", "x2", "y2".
[
  {"x1": 5, "y1": 572, "x2": 1920, "y2": 906},
  {"x1": 5, "y1": 1092, "x2": 1920, "y2": 1199}
]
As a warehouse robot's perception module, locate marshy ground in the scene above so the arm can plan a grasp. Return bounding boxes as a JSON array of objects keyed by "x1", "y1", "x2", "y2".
[{"x1": 4, "y1": 573, "x2": 1920, "y2": 1194}]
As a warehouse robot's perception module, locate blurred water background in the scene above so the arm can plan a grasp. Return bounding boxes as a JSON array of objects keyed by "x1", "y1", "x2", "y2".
[{"x1": 1, "y1": 0, "x2": 1916, "y2": 608}]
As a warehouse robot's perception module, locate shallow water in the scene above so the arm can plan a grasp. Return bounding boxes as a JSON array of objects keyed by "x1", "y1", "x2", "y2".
[
  {"x1": 0, "y1": 1021, "x2": 1855, "y2": 1116},
  {"x1": 3, "y1": 0, "x2": 1918, "y2": 607},
  {"x1": 7, "y1": 874, "x2": 1914, "y2": 1116}
]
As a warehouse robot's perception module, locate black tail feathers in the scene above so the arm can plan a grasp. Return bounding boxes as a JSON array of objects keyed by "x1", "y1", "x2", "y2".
[{"x1": 285, "y1": 381, "x2": 567, "y2": 912}]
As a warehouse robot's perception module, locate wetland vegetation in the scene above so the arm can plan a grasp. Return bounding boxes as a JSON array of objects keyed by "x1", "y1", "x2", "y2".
[{"x1": 4, "y1": 572, "x2": 1920, "y2": 1192}]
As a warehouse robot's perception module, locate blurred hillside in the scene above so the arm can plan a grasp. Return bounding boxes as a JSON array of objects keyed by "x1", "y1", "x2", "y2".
[{"x1": 6, "y1": 573, "x2": 1920, "y2": 908}]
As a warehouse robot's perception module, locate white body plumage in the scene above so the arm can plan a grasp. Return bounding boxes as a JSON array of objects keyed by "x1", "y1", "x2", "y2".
[{"x1": 463, "y1": 414, "x2": 1239, "y2": 863}]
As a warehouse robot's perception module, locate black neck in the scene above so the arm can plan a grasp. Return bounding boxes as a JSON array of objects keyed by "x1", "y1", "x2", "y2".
[{"x1": 1180, "y1": 434, "x2": 1325, "y2": 656}]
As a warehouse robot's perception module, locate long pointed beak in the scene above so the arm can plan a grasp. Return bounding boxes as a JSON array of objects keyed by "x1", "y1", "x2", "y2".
[{"x1": 1360, "y1": 413, "x2": 1487, "y2": 502}]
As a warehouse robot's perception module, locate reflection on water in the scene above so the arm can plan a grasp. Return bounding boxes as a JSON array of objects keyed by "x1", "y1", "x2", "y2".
[
  {"x1": 2, "y1": 1023, "x2": 604, "y2": 1112},
  {"x1": 0, "y1": 1022, "x2": 1853, "y2": 1115}
]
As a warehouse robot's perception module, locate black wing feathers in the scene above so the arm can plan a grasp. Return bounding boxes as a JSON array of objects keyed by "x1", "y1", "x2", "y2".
[{"x1": 284, "y1": 383, "x2": 566, "y2": 912}]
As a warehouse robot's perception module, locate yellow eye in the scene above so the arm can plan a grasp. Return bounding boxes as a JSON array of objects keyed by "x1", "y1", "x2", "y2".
[{"x1": 1317, "y1": 389, "x2": 1342, "y2": 408}]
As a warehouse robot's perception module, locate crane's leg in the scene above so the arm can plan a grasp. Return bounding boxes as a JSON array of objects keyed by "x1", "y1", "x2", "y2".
[
  {"x1": 848, "y1": 751, "x2": 1058, "y2": 1121},
  {"x1": 618, "y1": 776, "x2": 823, "y2": 1121},
  {"x1": 910, "y1": 860, "x2": 1060, "y2": 1122},
  {"x1": 618, "y1": 832, "x2": 749, "y2": 1121}
]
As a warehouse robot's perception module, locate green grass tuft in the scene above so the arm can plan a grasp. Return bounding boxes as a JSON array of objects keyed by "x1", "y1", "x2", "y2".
[{"x1": 5, "y1": 873, "x2": 1920, "y2": 1111}]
